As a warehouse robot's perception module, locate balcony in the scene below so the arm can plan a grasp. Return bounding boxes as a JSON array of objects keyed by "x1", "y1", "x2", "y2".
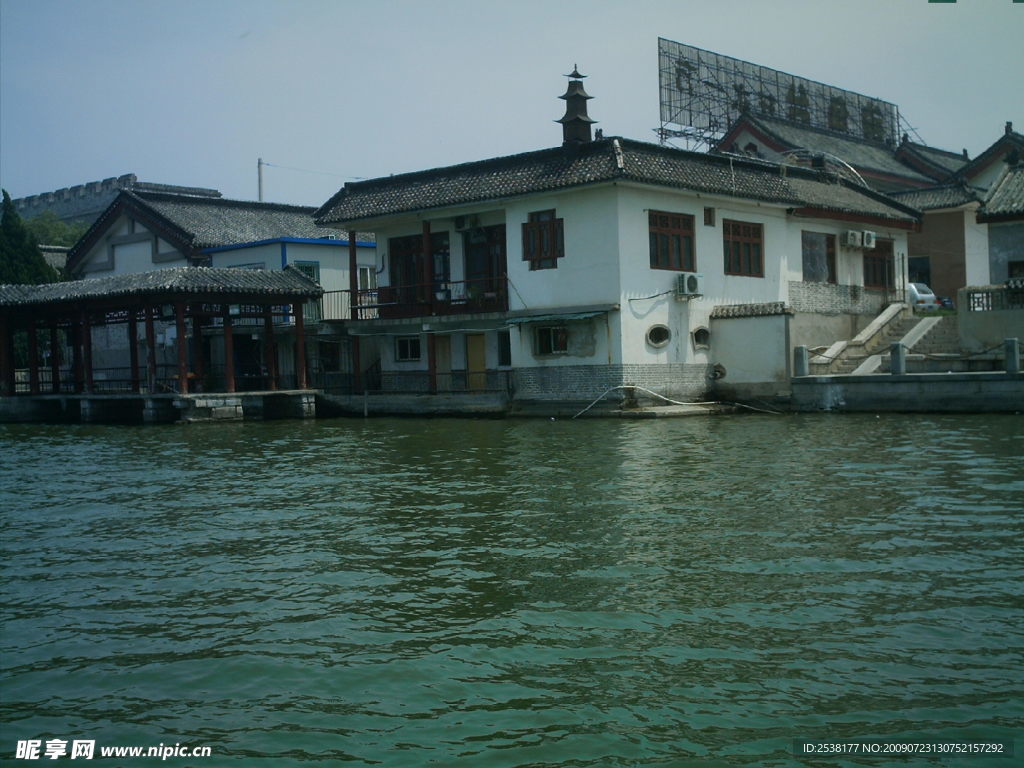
[{"x1": 323, "y1": 277, "x2": 508, "y2": 321}]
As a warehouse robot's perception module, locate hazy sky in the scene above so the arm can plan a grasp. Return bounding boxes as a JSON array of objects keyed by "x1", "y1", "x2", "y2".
[{"x1": 1, "y1": 0, "x2": 1021, "y2": 207}]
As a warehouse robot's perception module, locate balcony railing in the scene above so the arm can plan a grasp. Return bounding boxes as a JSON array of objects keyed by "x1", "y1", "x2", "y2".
[
  {"x1": 323, "y1": 277, "x2": 508, "y2": 321},
  {"x1": 962, "y1": 281, "x2": 1024, "y2": 312}
]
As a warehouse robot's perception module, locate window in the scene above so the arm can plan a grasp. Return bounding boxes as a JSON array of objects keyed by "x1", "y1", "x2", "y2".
[
  {"x1": 649, "y1": 211, "x2": 695, "y2": 271},
  {"x1": 703, "y1": 207, "x2": 716, "y2": 227},
  {"x1": 723, "y1": 219, "x2": 764, "y2": 277},
  {"x1": 522, "y1": 210, "x2": 564, "y2": 270},
  {"x1": 293, "y1": 261, "x2": 320, "y2": 283},
  {"x1": 535, "y1": 326, "x2": 568, "y2": 355},
  {"x1": 1008, "y1": 260, "x2": 1024, "y2": 279},
  {"x1": 395, "y1": 336, "x2": 421, "y2": 362},
  {"x1": 357, "y1": 266, "x2": 377, "y2": 291},
  {"x1": 646, "y1": 325, "x2": 671, "y2": 348},
  {"x1": 497, "y1": 330, "x2": 512, "y2": 367},
  {"x1": 801, "y1": 232, "x2": 836, "y2": 284},
  {"x1": 863, "y1": 239, "x2": 894, "y2": 289}
]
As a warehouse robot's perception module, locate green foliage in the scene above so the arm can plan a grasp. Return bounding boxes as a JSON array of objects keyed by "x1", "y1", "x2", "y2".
[
  {"x1": 24, "y1": 210, "x2": 90, "y2": 249},
  {"x1": 1, "y1": 189, "x2": 61, "y2": 285}
]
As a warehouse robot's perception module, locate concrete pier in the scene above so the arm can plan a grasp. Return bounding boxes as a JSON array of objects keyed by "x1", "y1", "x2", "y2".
[{"x1": 0, "y1": 391, "x2": 319, "y2": 425}]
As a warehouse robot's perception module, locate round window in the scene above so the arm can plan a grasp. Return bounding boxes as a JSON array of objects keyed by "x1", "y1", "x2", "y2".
[{"x1": 646, "y1": 324, "x2": 671, "y2": 348}]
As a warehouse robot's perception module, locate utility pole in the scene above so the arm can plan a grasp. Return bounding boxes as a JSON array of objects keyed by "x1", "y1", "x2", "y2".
[{"x1": 257, "y1": 157, "x2": 264, "y2": 202}]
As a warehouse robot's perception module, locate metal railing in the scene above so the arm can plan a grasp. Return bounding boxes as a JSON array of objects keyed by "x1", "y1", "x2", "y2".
[
  {"x1": 962, "y1": 282, "x2": 1024, "y2": 312},
  {"x1": 322, "y1": 277, "x2": 508, "y2": 321}
]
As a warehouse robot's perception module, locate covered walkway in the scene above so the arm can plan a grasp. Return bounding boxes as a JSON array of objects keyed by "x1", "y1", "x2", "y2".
[{"x1": 1, "y1": 267, "x2": 322, "y2": 419}]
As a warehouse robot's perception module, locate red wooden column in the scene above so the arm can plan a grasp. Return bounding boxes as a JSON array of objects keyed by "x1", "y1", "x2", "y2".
[
  {"x1": 175, "y1": 302, "x2": 189, "y2": 395},
  {"x1": 145, "y1": 306, "x2": 157, "y2": 392},
  {"x1": 293, "y1": 301, "x2": 308, "y2": 390},
  {"x1": 27, "y1": 322, "x2": 40, "y2": 395},
  {"x1": 191, "y1": 304, "x2": 205, "y2": 392},
  {"x1": 348, "y1": 230, "x2": 362, "y2": 394},
  {"x1": 0, "y1": 316, "x2": 14, "y2": 396},
  {"x1": 49, "y1": 326, "x2": 61, "y2": 394},
  {"x1": 128, "y1": 311, "x2": 141, "y2": 393},
  {"x1": 81, "y1": 311, "x2": 94, "y2": 394},
  {"x1": 263, "y1": 306, "x2": 278, "y2": 391},
  {"x1": 222, "y1": 306, "x2": 236, "y2": 393}
]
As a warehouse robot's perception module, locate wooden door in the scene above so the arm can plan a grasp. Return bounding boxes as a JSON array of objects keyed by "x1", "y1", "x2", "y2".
[{"x1": 466, "y1": 334, "x2": 486, "y2": 391}]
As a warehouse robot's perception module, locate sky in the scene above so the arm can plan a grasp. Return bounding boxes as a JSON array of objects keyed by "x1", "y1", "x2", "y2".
[{"x1": 1, "y1": 0, "x2": 1021, "y2": 208}]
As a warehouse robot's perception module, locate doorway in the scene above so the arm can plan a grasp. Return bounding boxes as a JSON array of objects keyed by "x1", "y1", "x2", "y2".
[{"x1": 466, "y1": 334, "x2": 486, "y2": 391}]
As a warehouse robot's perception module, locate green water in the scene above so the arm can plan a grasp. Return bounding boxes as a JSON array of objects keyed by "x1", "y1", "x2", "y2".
[{"x1": 1, "y1": 414, "x2": 1022, "y2": 767}]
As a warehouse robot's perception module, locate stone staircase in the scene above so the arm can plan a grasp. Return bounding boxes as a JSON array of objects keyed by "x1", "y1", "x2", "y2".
[{"x1": 809, "y1": 307, "x2": 962, "y2": 376}]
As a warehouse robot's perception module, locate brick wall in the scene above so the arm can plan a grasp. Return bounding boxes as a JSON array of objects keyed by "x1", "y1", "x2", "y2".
[
  {"x1": 513, "y1": 363, "x2": 711, "y2": 402},
  {"x1": 787, "y1": 281, "x2": 886, "y2": 315}
]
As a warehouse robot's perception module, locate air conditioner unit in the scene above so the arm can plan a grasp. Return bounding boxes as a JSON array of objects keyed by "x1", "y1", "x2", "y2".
[
  {"x1": 862, "y1": 230, "x2": 877, "y2": 249},
  {"x1": 675, "y1": 272, "x2": 704, "y2": 298},
  {"x1": 843, "y1": 230, "x2": 863, "y2": 248}
]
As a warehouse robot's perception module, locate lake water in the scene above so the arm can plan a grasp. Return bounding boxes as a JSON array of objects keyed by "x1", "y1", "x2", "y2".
[{"x1": 1, "y1": 414, "x2": 1022, "y2": 767}]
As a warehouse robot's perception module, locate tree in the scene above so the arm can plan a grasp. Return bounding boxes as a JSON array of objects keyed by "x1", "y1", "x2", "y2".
[
  {"x1": 1, "y1": 189, "x2": 61, "y2": 285},
  {"x1": 24, "y1": 209, "x2": 90, "y2": 249}
]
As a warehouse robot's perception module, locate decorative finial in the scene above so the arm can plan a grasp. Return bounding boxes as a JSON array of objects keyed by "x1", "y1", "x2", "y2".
[{"x1": 565, "y1": 64, "x2": 586, "y2": 80}]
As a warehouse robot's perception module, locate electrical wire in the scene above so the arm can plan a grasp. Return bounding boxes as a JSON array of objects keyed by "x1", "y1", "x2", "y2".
[{"x1": 570, "y1": 384, "x2": 781, "y2": 419}]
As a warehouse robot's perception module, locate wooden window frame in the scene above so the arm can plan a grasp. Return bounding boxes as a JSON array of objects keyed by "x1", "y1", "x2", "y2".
[
  {"x1": 395, "y1": 336, "x2": 421, "y2": 362},
  {"x1": 723, "y1": 219, "x2": 764, "y2": 278},
  {"x1": 535, "y1": 326, "x2": 568, "y2": 356},
  {"x1": 648, "y1": 211, "x2": 695, "y2": 271},
  {"x1": 522, "y1": 210, "x2": 564, "y2": 270}
]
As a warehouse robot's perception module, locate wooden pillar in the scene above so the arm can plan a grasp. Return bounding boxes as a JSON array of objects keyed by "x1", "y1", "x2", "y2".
[
  {"x1": 348, "y1": 230, "x2": 359, "y2": 321},
  {"x1": 27, "y1": 322, "x2": 40, "y2": 395},
  {"x1": 0, "y1": 316, "x2": 14, "y2": 396},
  {"x1": 49, "y1": 326, "x2": 61, "y2": 394},
  {"x1": 128, "y1": 311, "x2": 140, "y2": 393},
  {"x1": 223, "y1": 306, "x2": 236, "y2": 394},
  {"x1": 294, "y1": 301, "x2": 308, "y2": 390},
  {"x1": 263, "y1": 306, "x2": 278, "y2": 391},
  {"x1": 145, "y1": 306, "x2": 157, "y2": 393},
  {"x1": 81, "y1": 311, "x2": 94, "y2": 394},
  {"x1": 72, "y1": 323, "x2": 83, "y2": 393},
  {"x1": 348, "y1": 229, "x2": 363, "y2": 394},
  {"x1": 427, "y1": 333, "x2": 437, "y2": 393},
  {"x1": 175, "y1": 302, "x2": 189, "y2": 395},
  {"x1": 420, "y1": 220, "x2": 432, "y2": 304},
  {"x1": 191, "y1": 305, "x2": 205, "y2": 392}
]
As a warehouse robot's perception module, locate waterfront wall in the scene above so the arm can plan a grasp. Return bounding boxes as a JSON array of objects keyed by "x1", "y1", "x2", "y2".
[{"x1": 791, "y1": 372, "x2": 1024, "y2": 413}]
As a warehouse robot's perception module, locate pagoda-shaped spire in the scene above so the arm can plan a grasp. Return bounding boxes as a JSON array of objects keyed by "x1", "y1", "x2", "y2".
[{"x1": 557, "y1": 65, "x2": 596, "y2": 146}]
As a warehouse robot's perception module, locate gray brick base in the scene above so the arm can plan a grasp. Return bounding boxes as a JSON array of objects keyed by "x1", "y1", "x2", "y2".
[{"x1": 513, "y1": 363, "x2": 712, "y2": 402}]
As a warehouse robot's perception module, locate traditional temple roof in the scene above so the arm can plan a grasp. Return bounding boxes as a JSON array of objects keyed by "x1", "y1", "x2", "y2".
[
  {"x1": 977, "y1": 164, "x2": 1024, "y2": 222},
  {"x1": 316, "y1": 136, "x2": 919, "y2": 228},
  {"x1": 890, "y1": 183, "x2": 984, "y2": 211},
  {"x1": 0, "y1": 266, "x2": 322, "y2": 309},
  {"x1": 717, "y1": 115, "x2": 935, "y2": 188}
]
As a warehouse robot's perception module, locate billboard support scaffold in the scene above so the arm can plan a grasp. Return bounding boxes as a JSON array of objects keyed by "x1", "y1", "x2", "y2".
[{"x1": 657, "y1": 38, "x2": 901, "y2": 151}]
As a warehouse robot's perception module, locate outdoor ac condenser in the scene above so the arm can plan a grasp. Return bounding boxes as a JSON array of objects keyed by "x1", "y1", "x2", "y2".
[
  {"x1": 843, "y1": 230, "x2": 863, "y2": 248},
  {"x1": 676, "y1": 272, "x2": 704, "y2": 298},
  {"x1": 862, "y1": 230, "x2": 877, "y2": 249}
]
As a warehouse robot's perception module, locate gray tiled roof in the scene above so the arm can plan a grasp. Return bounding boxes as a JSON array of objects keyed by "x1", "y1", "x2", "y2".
[
  {"x1": 131, "y1": 191, "x2": 347, "y2": 247},
  {"x1": 978, "y1": 165, "x2": 1024, "y2": 221},
  {"x1": 740, "y1": 117, "x2": 934, "y2": 186},
  {"x1": 899, "y1": 142, "x2": 969, "y2": 177},
  {"x1": 316, "y1": 137, "x2": 918, "y2": 226},
  {"x1": 0, "y1": 266, "x2": 322, "y2": 308},
  {"x1": 890, "y1": 184, "x2": 984, "y2": 211}
]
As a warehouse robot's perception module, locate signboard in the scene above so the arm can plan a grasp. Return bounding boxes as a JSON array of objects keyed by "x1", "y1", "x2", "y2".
[{"x1": 658, "y1": 38, "x2": 900, "y2": 148}]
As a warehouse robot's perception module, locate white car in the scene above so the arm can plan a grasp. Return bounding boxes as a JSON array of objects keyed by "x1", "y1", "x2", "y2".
[{"x1": 907, "y1": 282, "x2": 940, "y2": 311}]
